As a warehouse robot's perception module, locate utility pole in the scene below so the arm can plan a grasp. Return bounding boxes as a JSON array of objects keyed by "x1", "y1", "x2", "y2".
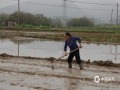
[
  {"x1": 18, "y1": 0, "x2": 20, "y2": 56},
  {"x1": 116, "y1": 3, "x2": 118, "y2": 27},
  {"x1": 110, "y1": 9, "x2": 113, "y2": 25},
  {"x1": 119, "y1": 16, "x2": 120, "y2": 25}
]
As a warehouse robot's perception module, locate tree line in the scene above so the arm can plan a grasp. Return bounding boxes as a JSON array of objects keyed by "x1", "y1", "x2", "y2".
[
  {"x1": 0, "y1": 11, "x2": 94, "y2": 27},
  {"x1": 67, "y1": 17, "x2": 94, "y2": 27}
]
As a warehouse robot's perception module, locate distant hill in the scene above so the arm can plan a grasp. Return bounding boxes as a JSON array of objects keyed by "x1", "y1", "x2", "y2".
[
  {"x1": 1, "y1": 0, "x2": 118, "y2": 24},
  {"x1": 0, "y1": 0, "x2": 87, "y2": 18}
]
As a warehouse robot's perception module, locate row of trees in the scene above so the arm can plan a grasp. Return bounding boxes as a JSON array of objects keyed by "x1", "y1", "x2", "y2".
[
  {"x1": 0, "y1": 13, "x2": 9, "y2": 26},
  {"x1": 67, "y1": 17, "x2": 94, "y2": 27},
  {"x1": 0, "y1": 11, "x2": 94, "y2": 27}
]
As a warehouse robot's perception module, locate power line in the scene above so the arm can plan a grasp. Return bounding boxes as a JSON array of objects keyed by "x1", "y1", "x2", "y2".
[
  {"x1": 19, "y1": 1, "x2": 62, "y2": 7},
  {"x1": 12, "y1": 0, "x2": 118, "y2": 6},
  {"x1": 0, "y1": 2, "x2": 15, "y2": 4},
  {"x1": 67, "y1": 0, "x2": 117, "y2": 6},
  {"x1": 94, "y1": 17, "x2": 112, "y2": 19},
  {"x1": 67, "y1": 6, "x2": 114, "y2": 11},
  {"x1": 1, "y1": 0, "x2": 117, "y2": 11},
  {"x1": 6, "y1": 1, "x2": 116, "y2": 12}
]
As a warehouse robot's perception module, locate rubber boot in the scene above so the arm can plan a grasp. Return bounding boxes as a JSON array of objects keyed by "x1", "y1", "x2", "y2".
[
  {"x1": 79, "y1": 63, "x2": 83, "y2": 70},
  {"x1": 68, "y1": 63, "x2": 72, "y2": 69}
]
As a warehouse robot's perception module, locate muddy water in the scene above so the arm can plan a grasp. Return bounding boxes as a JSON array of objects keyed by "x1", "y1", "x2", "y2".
[
  {"x1": 0, "y1": 57, "x2": 120, "y2": 90},
  {"x1": 0, "y1": 38, "x2": 120, "y2": 63}
]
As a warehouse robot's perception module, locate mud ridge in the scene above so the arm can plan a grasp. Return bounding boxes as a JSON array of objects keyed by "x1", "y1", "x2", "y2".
[
  {"x1": 0, "y1": 68, "x2": 120, "y2": 85},
  {"x1": 0, "y1": 69, "x2": 93, "y2": 82},
  {"x1": 0, "y1": 53, "x2": 120, "y2": 68}
]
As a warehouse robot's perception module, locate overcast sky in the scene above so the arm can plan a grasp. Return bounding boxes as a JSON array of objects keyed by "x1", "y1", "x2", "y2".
[
  {"x1": 0, "y1": 0, "x2": 120, "y2": 23},
  {"x1": 1, "y1": 0, "x2": 120, "y2": 8},
  {"x1": 0, "y1": 0, "x2": 26, "y2": 8}
]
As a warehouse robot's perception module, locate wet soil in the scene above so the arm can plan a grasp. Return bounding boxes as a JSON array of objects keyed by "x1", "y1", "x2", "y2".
[
  {"x1": 0, "y1": 29, "x2": 120, "y2": 43},
  {"x1": 0, "y1": 53, "x2": 120, "y2": 90}
]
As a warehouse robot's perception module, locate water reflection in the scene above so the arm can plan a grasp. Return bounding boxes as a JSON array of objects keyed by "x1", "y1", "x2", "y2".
[
  {"x1": 115, "y1": 45, "x2": 117, "y2": 61},
  {"x1": 109, "y1": 44, "x2": 118, "y2": 61},
  {"x1": 110, "y1": 44, "x2": 112, "y2": 53},
  {"x1": 0, "y1": 38, "x2": 119, "y2": 63},
  {"x1": 18, "y1": 40, "x2": 19, "y2": 56}
]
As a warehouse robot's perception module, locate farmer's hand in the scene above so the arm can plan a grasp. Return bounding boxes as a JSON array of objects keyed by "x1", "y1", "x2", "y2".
[
  {"x1": 64, "y1": 51, "x2": 68, "y2": 56},
  {"x1": 79, "y1": 45, "x2": 83, "y2": 48},
  {"x1": 79, "y1": 42, "x2": 82, "y2": 48}
]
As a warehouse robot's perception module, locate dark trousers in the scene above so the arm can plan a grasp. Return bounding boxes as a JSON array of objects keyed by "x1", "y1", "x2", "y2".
[{"x1": 68, "y1": 49, "x2": 82, "y2": 64}]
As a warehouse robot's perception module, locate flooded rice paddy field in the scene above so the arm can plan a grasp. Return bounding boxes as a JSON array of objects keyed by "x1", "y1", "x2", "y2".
[
  {"x1": 0, "y1": 38, "x2": 120, "y2": 63},
  {"x1": 0, "y1": 35, "x2": 120, "y2": 90}
]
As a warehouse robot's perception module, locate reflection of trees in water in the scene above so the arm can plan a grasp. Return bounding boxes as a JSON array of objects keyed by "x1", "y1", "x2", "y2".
[
  {"x1": 110, "y1": 45, "x2": 118, "y2": 61},
  {"x1": 0, "y1": 38, "x2": 58, "y2": 45},
  {"x1": 9, "y1": 38, "x2": 41, "y2": 45},
  {"x1": 8, "y1": 38, "x2": 44, "y2": 56},
  {"x1": 86, "y1": 42, "x2": 108, "y2": 46},
  {"x1": 0, "y1": 38, "x2": 9, "y2": 43},
  {"x1": 1, "y1": 38, "x2": 119, "y2": 60},
  {"x1": 9, "y1": 38, "x2": 59, "y2": 45},
  {"x1": 86, "y1": 42, "x2": 119, "y2": 46}
]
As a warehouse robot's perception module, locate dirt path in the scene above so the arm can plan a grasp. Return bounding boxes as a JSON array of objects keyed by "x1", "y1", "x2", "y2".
[{"x1": 0, "y1": 56, "x2": 120, "y2": 90}]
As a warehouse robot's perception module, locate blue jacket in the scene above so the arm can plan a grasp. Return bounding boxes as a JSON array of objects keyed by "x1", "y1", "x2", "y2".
[{"x1": 64, "y1": 36, "x2": 81, "y2": 51}]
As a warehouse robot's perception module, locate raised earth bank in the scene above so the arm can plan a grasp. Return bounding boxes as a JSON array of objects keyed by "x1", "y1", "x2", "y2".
[{"x1": 0, "y1": 53, "x2": 120, "y2": 90}]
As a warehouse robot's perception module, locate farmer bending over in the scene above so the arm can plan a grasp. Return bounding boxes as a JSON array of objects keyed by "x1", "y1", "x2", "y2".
[{"x1": 64, "y1": 32, "x2": 83, "y2": 70}]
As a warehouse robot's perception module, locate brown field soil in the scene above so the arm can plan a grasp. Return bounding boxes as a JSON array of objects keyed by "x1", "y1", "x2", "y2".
[
  {"x1": 0, "y1": 29, "x2": 120, "y2": 43},
  {"x1": 0, "y1": 54, "x2": 120, "y2": 90}
]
